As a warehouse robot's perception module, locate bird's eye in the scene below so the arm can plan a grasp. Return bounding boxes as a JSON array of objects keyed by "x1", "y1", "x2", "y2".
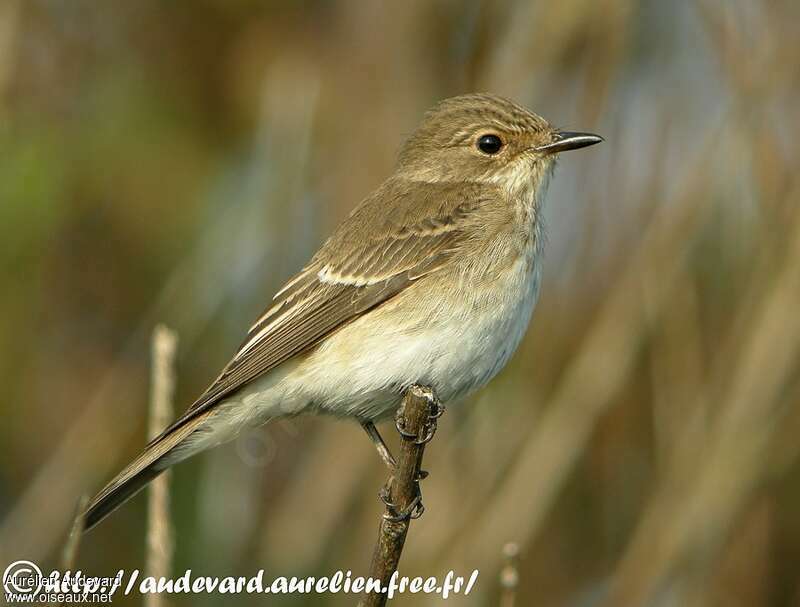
[{"x1": 476, "y1": 134, "x2": 503, "y2": 155}]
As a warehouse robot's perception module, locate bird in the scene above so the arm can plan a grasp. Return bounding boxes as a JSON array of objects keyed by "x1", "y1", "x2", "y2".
[{"x1": 83, "y1": 93, "x2": 602, "y2": 530}]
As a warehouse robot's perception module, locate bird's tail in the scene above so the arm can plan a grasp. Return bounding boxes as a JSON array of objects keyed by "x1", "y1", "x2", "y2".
[{"x1": 83, "y1": 409, "x2": 214, "y2": 532}]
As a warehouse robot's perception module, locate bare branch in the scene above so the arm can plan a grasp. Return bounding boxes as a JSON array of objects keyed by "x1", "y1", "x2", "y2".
[
  {"x1": 359, "y1": 385, "x2": 443, "y2": 607},
  {"x1": 61, "y1": 495, "x2": 89, "y2": 569},
  {"x1": 145, "y1": 324, "x2": 178, "y2": 607}
]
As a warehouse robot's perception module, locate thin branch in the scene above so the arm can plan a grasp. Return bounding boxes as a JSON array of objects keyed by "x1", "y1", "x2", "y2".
[
  {"x1": 60, "y1": 495, "x2": 89, "y2": 579},
  {"x1": 57, "y1": 496, "x2": 88, "y2": 606},
  {"x1": 145, "y1": 324, "x2": 178, "y2": 607},
  {"x1": 359, "y1": 385, "x2": 443, "y2": 607}
]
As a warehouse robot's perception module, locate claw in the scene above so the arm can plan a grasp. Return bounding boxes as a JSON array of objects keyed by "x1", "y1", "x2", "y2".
[
  {"x1": 397, "y1": 385, "x2": 446, "y2": 445},
  {"x1": 379, "y1": 475, "x2": 427, "y2": 522},
  {"x1": 379, "y1": 482, "x2": 395, "y2": 508},
  {"x1": 382, "y1": 493, "x2": 424, "y2": 522},
  {"x1": 414, "y1": 423, "x2": 437, "y2": 445},
  {"x1": 394, "y1": 409, "x2": 418, "y2": 439}
]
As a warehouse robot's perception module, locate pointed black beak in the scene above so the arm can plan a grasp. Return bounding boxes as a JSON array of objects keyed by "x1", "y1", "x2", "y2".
[{"x1": 535, "y1": 131, "x2": 604, "y2": 155}]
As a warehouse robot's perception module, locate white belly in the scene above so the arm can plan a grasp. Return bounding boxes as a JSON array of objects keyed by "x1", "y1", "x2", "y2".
[{"x1": 276, "y1": 250, "x2": 541, "y2": 420}]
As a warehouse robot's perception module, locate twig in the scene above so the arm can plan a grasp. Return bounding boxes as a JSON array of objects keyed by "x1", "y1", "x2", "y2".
[
  {"x1": 145, "y1": 325, "x2": 178, "y2": 607},
  {"x1": 59, "y1": 494, "x2": 90, "y2": 607},
  {"x1": 61, "y1": 495, "x2": 89, "y2": 572},
  {"x1": 499, "y1": 542, "x2": 520, "y2": 607},
  {"x1": 359, "y1": 385, "x2": 443, "y2": 607}
]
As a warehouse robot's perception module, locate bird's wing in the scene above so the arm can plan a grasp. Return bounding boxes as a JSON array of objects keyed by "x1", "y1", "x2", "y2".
[{"x1": 151, "y1": 180, "x2": 491, "y2": 441}]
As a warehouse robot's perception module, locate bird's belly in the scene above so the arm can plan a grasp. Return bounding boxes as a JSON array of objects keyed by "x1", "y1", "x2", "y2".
[{"x1": 282, "y1": 254, "x2": 542, "y2": 420}]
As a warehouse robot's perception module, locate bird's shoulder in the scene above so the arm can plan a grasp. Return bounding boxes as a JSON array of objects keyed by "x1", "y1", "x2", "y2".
[{"x1": 310, "y1": 177, "x2": 507, "y2": 273}]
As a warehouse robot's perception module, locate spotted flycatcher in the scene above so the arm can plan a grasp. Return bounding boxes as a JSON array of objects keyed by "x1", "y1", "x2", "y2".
[{"x1": 84, "y1": 93, "x2": 603, "y2": 529}]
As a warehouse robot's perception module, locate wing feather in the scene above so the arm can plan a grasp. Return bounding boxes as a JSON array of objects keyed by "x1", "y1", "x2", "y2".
[{"x1": 150, "y1": 180, "x2": 492, "y2": 442}]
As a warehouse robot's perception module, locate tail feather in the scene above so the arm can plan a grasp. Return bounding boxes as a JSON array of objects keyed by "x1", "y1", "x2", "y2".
[{"x1": 83, "y1": 410, "x2": 212, "y2": 532}]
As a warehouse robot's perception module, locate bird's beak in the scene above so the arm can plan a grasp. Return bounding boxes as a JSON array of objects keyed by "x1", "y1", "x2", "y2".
[{"x1": 534, "y1": 131, "x2": 604, "y2": 155}]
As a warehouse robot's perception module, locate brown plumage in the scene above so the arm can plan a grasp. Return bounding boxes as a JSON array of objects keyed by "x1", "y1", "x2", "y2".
[{"x1": 83, "y1": 93, "x2": 602, "y2": 531}]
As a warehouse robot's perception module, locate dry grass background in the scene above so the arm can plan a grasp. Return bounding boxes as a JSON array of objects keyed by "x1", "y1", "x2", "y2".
[{"x1": 1, "y1": 1, "x2": 799, "y2": 605}]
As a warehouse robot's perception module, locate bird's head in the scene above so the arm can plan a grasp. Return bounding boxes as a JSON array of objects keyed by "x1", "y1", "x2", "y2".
[{"x1": 397, "y1": 93, "x2": 602, "y2": 197}]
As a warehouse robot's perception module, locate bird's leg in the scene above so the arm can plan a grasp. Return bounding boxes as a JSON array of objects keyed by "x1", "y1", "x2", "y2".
[{"x1": 360, "y1": 420, "x2": 397, "y2": 470}]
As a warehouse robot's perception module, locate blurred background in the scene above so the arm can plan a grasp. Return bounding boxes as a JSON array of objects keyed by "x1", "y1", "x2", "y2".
[{"x1": 1, "y1": 0, "x2": 799, "y2": 605}]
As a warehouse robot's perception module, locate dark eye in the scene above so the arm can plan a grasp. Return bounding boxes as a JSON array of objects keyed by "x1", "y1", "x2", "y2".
[{"x1": 477, "y1": 134, "x2": 503, "y2": 155}]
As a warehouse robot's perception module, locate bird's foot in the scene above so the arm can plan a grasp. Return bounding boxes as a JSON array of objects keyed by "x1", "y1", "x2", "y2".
[
  {"x1": 379, "y1": 481, "x2": 425, "y2": 522},
  {"x1": 394, "y1": 385, "x2": 445, "y2": 445}
]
